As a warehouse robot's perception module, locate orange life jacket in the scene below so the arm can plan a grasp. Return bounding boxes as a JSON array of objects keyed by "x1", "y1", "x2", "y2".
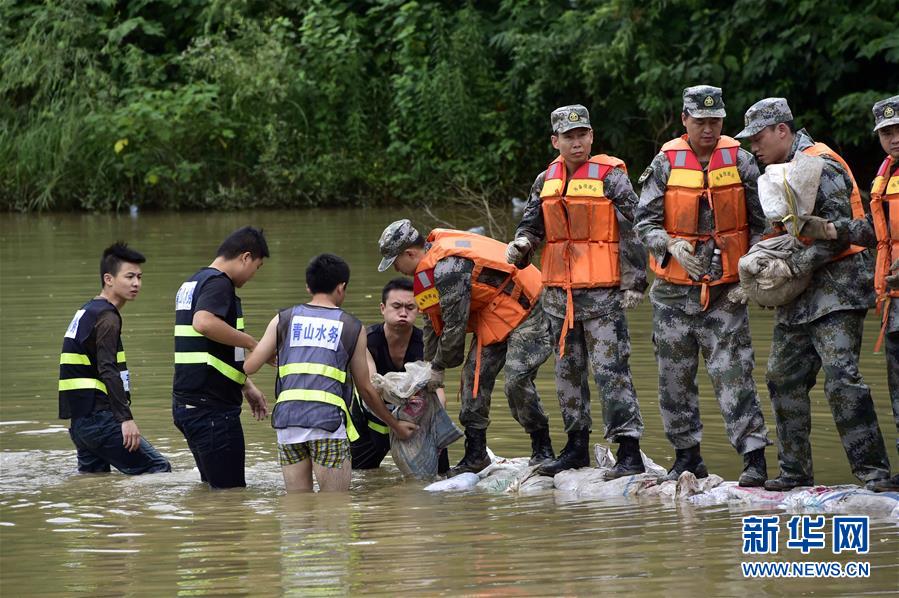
[
  {"x1": 413, "y1": 229, "x2": 543, "y2": 393},
  {"x1": 649, "y1": 135, "x2": 749, "y2": 309},
  {"x1": 870, "y1": 155, "x2": 899, "y2": 351},
  {"x1": 539, "y1": 154, "x2": 624, "y2": 354},
  {"x1": 800, "y1": 142, "x2": 867, "y2": 261}
]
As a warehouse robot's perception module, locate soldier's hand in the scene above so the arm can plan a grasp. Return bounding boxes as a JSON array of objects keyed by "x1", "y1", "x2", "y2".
[
  {"x1": 726, "y1": 284, "x2": 749, "y2": 305},
  {"x1": 757, "y1": 260, "x2": 794, "y2": 290},
  {"x1": 782, "y1": 214, "x2": 837, "y2": 240},
  {"x1": 505, "y1": 237, "x2": 531, "y2": 266},
  {"x1": 667, "y1": 239, "x2": 705, "y2": 280},
  {"x1": 426, "y1": 367, "x2": 445, "y2": 392},
  {"x1": 621, "y1": 289, "x2": 644, "y2": 310}
]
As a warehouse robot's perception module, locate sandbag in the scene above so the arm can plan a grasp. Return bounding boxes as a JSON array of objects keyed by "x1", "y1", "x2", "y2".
[
  {"x1": 738, "y1": 235, "x2": 812, "y2": 306},
  {"x1": 758, "y1": 151, "x2": 825, "y2": 228},
  {"x1": 371, "y1": 361, "x2": 463, "y2": 479}
]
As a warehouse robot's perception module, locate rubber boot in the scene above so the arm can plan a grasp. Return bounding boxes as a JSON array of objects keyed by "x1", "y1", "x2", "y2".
[
  {"x1": 446, "y1": 428, "x2": 491, "y2": 478},
  {"x1": 536, "y1": 431, "x2": 590, "y2": 477},
  {"x1": 664, "y1": 444, "x2": 708, "y2": 481},
  {"x1": 603, "y1": 437, "x2": 646, "y2": 480},
  {"x1": 866, "y1": 474, "x2": 899, "y2": 493},
  {"x1": 738, "y1": 448, "x2": 768, "y2": 487},
  {"x1": 528, "y1": 428, "x2": 555, "y2": 466},
  {"x1": 764, "y1": 475, "x2": 813, "y2": 491}
]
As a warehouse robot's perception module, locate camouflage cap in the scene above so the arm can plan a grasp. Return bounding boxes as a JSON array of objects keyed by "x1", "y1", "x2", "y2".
[
  {"x1": 873, "y1": 95, "x2": 899, "y2": 132},
  {"x1": 377, "y1": 219, "x2": 421, "y2": 272},
  {"x1": 682, "y1": 85, "x2": 726, "y2": 118},
  {"x1": 735, "y1": 97, "x2": 794, "y2": 139},
  {"x1": 551, "y1": 104, "x2": 592, "y2": 134}
]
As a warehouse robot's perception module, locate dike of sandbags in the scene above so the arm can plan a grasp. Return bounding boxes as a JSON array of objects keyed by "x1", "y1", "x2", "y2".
[{"x1": 423, "y1": 445, "x2": 899, "y2": 519}]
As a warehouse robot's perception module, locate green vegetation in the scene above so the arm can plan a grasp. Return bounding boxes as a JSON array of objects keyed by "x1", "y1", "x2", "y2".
[{"x1": 2, "y1": 0, "x2": 897, "y2": 211}]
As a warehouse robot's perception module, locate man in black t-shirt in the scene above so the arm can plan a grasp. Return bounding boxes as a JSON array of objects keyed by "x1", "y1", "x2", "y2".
[
  {"x1": 351, "y1": 278, "x2": 449, "y2": 471},
  {"x1": 59, "y1": 242, "x2": 170, "y2": 474},
  {"x1": 172, "y1": 227, "x2": 270, "y2": 489}
]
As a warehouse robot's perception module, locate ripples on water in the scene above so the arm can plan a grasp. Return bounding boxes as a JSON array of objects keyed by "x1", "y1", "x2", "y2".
[{"x1": 1, "y1": 211, "x2": 897, "y2": 595}]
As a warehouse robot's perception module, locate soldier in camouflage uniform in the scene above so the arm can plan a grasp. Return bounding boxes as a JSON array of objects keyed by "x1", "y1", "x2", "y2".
[
  {"x1": 869, "y1": 96, "x2": 899, "y2": 491},
  {"x1": 377, "y1": 220, "x2": 555, "y2": 477},
  {"x1": 508, "y1": 104, "x2": 648, "y2": 478},
  {"x1": 790, "y1": 97, "x2": 899, "y2": 492},
  {"x1": 635, "y1": 86, "x2": 771, "y2": 485},
  {"x1": 736, "y1": 97, "x2": 891, "y2": 490}
]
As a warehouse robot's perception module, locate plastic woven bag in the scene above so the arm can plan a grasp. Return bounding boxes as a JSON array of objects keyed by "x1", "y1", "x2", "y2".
[
  {"x1": 371, "y1": 361, "x2": 462, "y2": 478},
  {"x1": 738, "y1": 235, "x2": 812, "y2": 306},
  {"x1": 758, "y1": 151, "x2": 825, "y2": 231}
]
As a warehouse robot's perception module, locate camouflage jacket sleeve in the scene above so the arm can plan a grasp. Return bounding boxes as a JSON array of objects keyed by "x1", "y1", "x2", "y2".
[
  {"x1": 514, "y1": 172, "x2": 547, "y2": 252},
  {"x1": 431, "y1": 256, "x2": 473, "y2": 370},
  {"x1": 737, "y1": 149, "x2": 766, "y2": 246},
  {"x1": 832, "y1": 177, "x2": 876, "y2": 248},
  {"x1": 605, "y1": 166, "x2": 648, "y2": 292},
  {"x1": 786, "y1": 156, "x2": 853, "y2": 277},
  {"x1": 422, "y1": 317, "x2": 437, "y2": 361},
  {"x1": 635, "y1": 152, "x2": 672, "y2": 263}
]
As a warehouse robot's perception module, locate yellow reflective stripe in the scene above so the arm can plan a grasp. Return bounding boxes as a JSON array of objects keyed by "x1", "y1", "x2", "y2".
[
  {"x1": 174, "y1": 325, "x2": 203, "y2": 337},
  {"x1": 668, "y1": 168, "x2": 704, "y2": 188},
  {"x1": 236, "y1": 317, "x2": 245, "y2": 330},
  {"x1": 278, "y1": 362, "x2": 346, "y2": 383},
  {"x1": 58, "y1": 378, "x2": 107, "y2": 393},
  {"x1": 174, "y1": 352, "x2": 247, "y2": 384},
  {"x1": 367, "y1": 420, "x2": 389, "y2": 434},
  {"x1": 116, "y1": 351, "x2": 126, "y2": 363},
  {"x1": 60, "y1": 353, "x2": 91, "y2": 365},
  {"x1": 275, "y1": 389, "x2": 359, "y2": 441}
]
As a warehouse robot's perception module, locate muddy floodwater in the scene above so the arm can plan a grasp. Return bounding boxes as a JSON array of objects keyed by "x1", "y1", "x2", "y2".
[{"x1": 1, "y1": 210, "x2": 896, "y2": 595}]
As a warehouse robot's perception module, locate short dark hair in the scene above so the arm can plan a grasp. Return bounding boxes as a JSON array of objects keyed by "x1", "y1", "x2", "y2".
[
  {"x1": 381, "y1": 277, "x2": 413, "y2": 303},
  {"x1": 100, "y1": 241, "x2": 145, "y2": 287},
  {"x1": 306, "y1": 253, "x2": 351, "y2": 294},
  {"x1": 216, "y1": 226, "x2": 270, "y2": 260}
]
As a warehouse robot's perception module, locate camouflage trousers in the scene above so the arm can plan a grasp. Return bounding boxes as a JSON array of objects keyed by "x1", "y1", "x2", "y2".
[
  {"x1": 652, "y1": 296, "x2": 769, "y2": 454},
  {"x1": 546, "y1": 310, "x2": 644, "y2": 438},
  {"x1": 766, "y1": 309, "x2": 891, "y2": 483},
  {"x1": 458, "y1": 306, "x2": 552, "y2": 433},
  {"x1": 887, "y1": 331, "x2": 899, "y2": 457}
]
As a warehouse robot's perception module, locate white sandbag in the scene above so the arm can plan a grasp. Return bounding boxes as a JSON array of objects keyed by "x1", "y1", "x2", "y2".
[
  {"x1": 371, "y1": 361, "x2": 463, "y2": 479},
  {"x1": 738, "y1": 235, "x2": 812, "y2": 306},
  {"x1": 758, "y1": 151, "x2": 824, "y2": 224},
  {"x1": 780, "y1": 488, "x2": 899, "y2": 517},
  {"x1": 424, "y1": 472, "x2": 479, "y2": 492}
]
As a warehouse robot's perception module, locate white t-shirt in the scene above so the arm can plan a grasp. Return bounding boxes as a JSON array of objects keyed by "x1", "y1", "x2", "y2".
[{"x1": 276, "y1": 424, "x2": 346, "y2": 445}]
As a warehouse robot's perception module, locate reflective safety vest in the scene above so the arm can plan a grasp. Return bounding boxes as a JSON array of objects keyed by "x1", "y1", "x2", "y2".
[
  {"x1": 58, "y1": 298, "x2": 129, "y2": 420},
  {"x1": 870, "y1": 155, "x2": 899, "y2": 351},
  {"x1": 413, "y1": 229, "x2": 543, "y2": 390},
  {"x1": 273, "y1": 304, "x2": 363, "y2": 441},
  {"x1": 539, "y1": 154, "x2": 624, "y2": 352},
  {"x1": 801, "y1": 142, "x2": 867, "y2": 262},
  {"x1": 173, "y1": 268, "x2": 246, "y2": 405},
  {"x1": 650, "y1": 135, "x2": 749, "y2": 308}
]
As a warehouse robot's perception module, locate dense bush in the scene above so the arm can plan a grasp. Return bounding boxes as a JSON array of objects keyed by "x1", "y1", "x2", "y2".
[{"x1": 1, "y1": 0, "x2": 897, "y2": 211}]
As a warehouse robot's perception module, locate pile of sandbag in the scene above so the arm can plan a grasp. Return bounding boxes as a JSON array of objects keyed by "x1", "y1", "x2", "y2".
[
  {"x1": 424, "y1": 444, "x2": 899, "y2": 519},
  {"x1": 371, "y1": 361, "x2": 462, "y2": 479}
]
